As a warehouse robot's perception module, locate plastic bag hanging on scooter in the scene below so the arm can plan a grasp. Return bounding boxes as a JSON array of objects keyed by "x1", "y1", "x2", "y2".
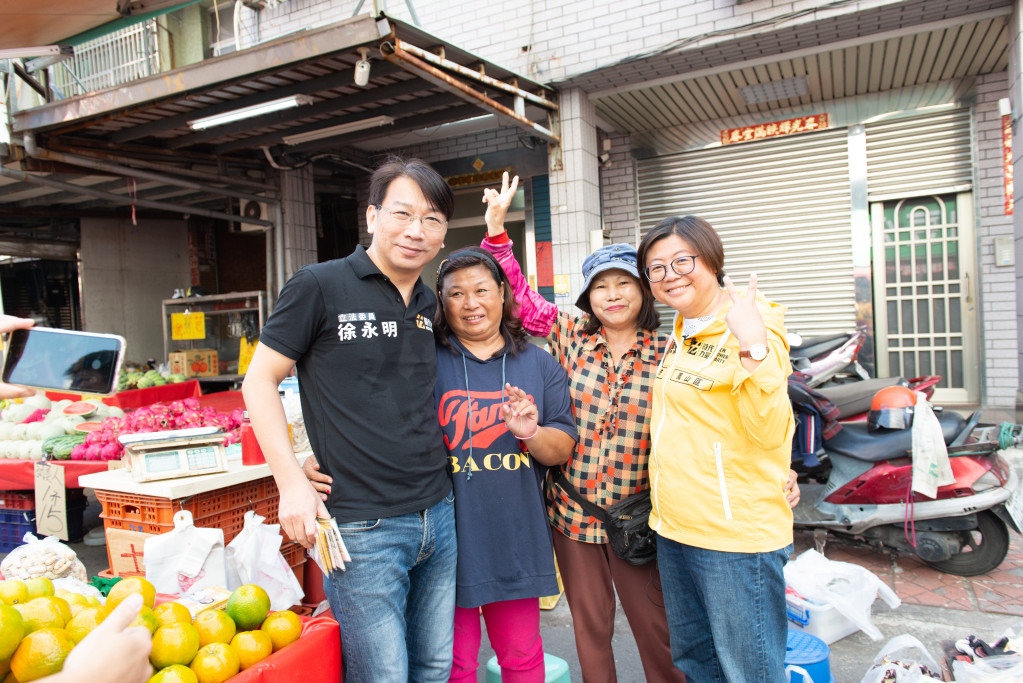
[{"x1": 911, "y1": 393, "x2": 955, "y2": 499}]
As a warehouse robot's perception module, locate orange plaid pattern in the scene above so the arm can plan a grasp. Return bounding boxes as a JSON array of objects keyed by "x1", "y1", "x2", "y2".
[{"x1": 545, "y1": 311, "x2": 668, "y2": 543}]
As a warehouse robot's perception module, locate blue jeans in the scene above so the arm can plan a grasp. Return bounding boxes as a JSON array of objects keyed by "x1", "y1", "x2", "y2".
[
  {"x1": 323, "y1": 492, "x2": 457, "y2": 682},
  {"x1": 657, "y1": 535, "x2": 792, "y2": 683}
]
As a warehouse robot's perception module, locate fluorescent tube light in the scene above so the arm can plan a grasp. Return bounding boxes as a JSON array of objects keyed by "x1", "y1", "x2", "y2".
[
  {"x1": 188, "y1": 95, "x2": 313, "y2": 130},
  {"x1": 281, "y1": 115, "x2": 395, "y2": 145}
]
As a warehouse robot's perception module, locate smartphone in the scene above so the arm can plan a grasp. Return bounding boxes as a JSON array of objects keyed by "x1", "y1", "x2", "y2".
[{"x1": 2, "y1": 327, "x2": 126, "y2": 395}]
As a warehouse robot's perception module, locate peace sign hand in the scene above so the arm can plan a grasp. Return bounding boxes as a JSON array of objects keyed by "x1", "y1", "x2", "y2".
[
  {"x1": 723, "y1": 274, "x2": 767, "y2": 352},
  {"x1": 501, "y1": 383, "x2": 539, "y2": 440},
  {"x1": 482, "y1": 171, "x2": 520, "y2": 237}
]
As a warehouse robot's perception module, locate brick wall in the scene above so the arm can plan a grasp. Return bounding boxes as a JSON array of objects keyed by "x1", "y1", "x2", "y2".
[
  {"x1": 976, "y1": 71, "x2": 1019, "y2": 409},
  {"x1": 250, "y1": 0, "x2": 915, "y2": 84}
]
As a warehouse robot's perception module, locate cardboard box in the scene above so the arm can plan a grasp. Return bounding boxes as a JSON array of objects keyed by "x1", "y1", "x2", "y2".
[
  {"x1": 105, "y1": 528, "x2": 153, "y2": 577},
  {"x1": 169, "y1": 349, "x2": 219, "y2": 377}
]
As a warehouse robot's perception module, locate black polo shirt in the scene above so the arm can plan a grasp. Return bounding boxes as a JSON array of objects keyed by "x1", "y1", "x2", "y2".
[{"x1": 259, "y1": 245, "x2": 450, "y2": 522}]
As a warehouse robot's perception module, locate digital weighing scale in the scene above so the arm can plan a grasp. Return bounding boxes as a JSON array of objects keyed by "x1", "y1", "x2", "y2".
[{"x1": 119, "y1": 427, "x2": 229, "y2": 482}]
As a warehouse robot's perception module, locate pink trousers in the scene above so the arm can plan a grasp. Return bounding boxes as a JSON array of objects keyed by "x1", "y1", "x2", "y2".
[{"x1": 449, "y1": 598, "x2": 545, "y2": 682}]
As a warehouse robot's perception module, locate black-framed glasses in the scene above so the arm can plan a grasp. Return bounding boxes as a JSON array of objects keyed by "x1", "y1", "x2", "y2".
[
  {"x1": 375, "y1": 205, "x2": 447, "y2": 232},
  {"x1": 644, "y1": 255, "x2": 699, "y2": 282}
]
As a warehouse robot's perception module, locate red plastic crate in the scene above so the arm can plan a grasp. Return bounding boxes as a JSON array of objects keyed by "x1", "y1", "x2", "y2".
[
  {"x1": 100, "y1": 494, "x2": 279, "y2": 544},
  {"x1": 0, "y1": 491, "x2": 34, "y2": 510},
  {"x1": 95, "y1": 476, "x2": 280, "y2": 544}
]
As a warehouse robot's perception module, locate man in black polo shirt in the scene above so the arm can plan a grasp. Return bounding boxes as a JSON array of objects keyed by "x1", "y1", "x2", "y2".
[{"x1": 242, "y1": 157, "x2": 456, "y2": 682}]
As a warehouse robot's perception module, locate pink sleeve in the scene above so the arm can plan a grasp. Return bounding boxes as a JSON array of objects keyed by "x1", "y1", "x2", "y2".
[{"x1": 480, "y1": 236, "x2": 558, "y2": 337}]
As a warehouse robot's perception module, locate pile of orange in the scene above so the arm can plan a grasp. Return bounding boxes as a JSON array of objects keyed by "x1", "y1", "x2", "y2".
[{"x1": 0, "y1": 577, "x2": 304, "y2": 683}]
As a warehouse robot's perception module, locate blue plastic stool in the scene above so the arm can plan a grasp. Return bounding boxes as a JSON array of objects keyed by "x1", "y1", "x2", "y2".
[
  {"x1": 484, "y1": 653, "x2": 570, "y2": 683},
  {"x1": 785, "y1": 628, "x2": 835, "y2": 683}
]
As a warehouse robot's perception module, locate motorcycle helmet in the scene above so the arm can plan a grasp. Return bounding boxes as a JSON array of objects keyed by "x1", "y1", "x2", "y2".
[{"x1": 867, "y1": 385, "x2": 917, "y2": 432}]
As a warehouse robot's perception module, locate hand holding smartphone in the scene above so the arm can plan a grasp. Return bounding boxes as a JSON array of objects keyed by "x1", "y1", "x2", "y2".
[{"x1": 2, "y1": 325, "x2": 126, "y2": 396}]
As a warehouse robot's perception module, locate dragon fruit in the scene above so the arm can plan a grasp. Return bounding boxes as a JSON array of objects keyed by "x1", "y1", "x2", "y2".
[{"x1": 70, "y1": 444, "x2": 88, "y2": 461}]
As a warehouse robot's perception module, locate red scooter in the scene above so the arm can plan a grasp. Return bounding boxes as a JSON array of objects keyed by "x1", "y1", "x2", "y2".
[{"x1": 790, "y1": 383, "x2": 1023, "y2": 576}]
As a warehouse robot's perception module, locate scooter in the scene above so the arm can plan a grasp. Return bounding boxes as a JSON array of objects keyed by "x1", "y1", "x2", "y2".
[
  {"x1": 789, "y1": 382, "x2": 1023, "y2": 576},
  {"x1": 789, "y1": 328, "x2": 870, "y2": 388}
]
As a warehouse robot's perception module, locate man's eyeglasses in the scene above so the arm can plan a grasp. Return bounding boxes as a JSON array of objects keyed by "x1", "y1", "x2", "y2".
[
  {"x1": 375, "y1": 205, "x2": 447, "y2": 232},
  {"x1": 644, "y1": 255, "x2": 699, "y2": 282}
]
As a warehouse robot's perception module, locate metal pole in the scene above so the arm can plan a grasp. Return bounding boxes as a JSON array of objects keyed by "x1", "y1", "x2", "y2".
[
  {"x1": 0, "y1": 166, "x2": 274, "y2": 227},
  {"x1": 33, "y1": 147, "x2": 277, "y2": 206}
]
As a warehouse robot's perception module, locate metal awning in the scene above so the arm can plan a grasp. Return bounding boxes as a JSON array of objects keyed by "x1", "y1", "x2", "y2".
[
  {"x1": 0, "y1": 12, "x2": 557, "y2": 233},
  {"x1": 563, "y1": 0, "x2": 1009, "y2": 149}
]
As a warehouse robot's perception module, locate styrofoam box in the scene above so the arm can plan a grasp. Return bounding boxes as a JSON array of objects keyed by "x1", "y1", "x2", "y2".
[{"x1": 785, "y1": 593, "x2": 859, "y2": 645}]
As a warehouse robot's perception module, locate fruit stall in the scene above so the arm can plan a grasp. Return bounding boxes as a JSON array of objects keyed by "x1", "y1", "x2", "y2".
[{"x1": 0, "y1": 372, "x2": 336, "y2": 682}]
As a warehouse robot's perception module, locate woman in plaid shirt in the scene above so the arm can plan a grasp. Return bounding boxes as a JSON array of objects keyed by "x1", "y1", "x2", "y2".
[
  {"x1": 482, "y1": 174, "x2": 799, "y2": 682},
  {"x1": 480, "y1": 173, "x2": 683, "y2": 683}
]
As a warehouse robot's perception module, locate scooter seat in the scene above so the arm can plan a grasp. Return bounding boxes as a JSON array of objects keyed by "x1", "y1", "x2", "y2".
[
  {"x1": 825, "y1": 410, "x2": 967, "y2": 462},
  {"x1": 790, "y1": 333, "x2": 850, "y2": 359},
  {"x1": 817, "y1": 377, "x2": 902, "y2": 420}
]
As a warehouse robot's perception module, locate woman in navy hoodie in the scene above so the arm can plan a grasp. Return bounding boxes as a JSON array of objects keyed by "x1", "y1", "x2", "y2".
[
  {"x1": 433, "y1": 247, "x2": 577, "y2": 681},
  {"x1": 305, "y1": 246, "x2": 577, "y2": 681}
]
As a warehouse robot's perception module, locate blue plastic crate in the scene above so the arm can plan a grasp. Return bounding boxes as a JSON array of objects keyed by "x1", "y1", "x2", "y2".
[{"x1": 0, "y1": 508, "x2": 36, "y2": 552}]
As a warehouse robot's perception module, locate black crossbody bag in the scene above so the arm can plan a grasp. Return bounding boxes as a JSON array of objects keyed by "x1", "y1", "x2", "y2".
[{"x1": 552, "y1": 469, "x2": 656, "y2": 566}]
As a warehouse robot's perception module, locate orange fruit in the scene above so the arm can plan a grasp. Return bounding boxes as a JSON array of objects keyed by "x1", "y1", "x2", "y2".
[
  {"x1": 223, "y1": 585, "x2": 269, "y2": 631},
  {"x1": 192, "y1": 610, "x2": 235, "y2": 647},
  {"x1": 149, "y1": 664, "x2": 199, "y2": 683},
  {"x1": 189, "y1": 643, "x2": 240, "y2": 683},
  {"x1": 65, "y1": 607, "x2": 104, "y2": 644},
  {"x1": 229, "y1": 630, "x2": 272, "y2": 670},
  {"x1": 0, "y1": 582, "x2": 28, "y2": 607},
  {"x1": 10, "y1": 627, "x2": 74, "y2": 682},
  {"x1": 130, "y1": 606, "x2": 160, "y2": 635},
  {"x1": 14, "y1": 598, "x2": 65, "y2": 633},
  {"x1": 107, "y1": 577, "x2": 156, "y2": 610},
  {"x1": 0, "y1": 606, "x2": 24, "y2": 661},
  {"x1": 40, "y1": 598, "x2": 69, "y2": 626},
  {"x1": 151, "y1": 623, "x2": 200, "y2": 670},
  {"x1": 154, "y1": 602, "x2": 192, "y2": 628},
  {"x1": 21, "y1": 580, "x2": 52, "y2": 602},
  {"x1": 260, "y1": 610, "x2": 301, "y2": 652}
]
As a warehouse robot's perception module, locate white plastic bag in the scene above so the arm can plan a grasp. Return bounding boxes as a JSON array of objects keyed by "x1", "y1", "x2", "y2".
[
  {"x1": 911, "y1": 394, "x2": 955, "y2": 499},
  {"x1": 785, "y1": 549, "x2": 900, "y2": 640},
  {"x1": 860, "y1": 634, "x2": 943, "y2": 682},
  {"x1": 225, "y1": 510, "x2": 303, "y2": 611},
  {"x1": 0, "y1": 533, "x2": 87, "y2": 582},
  {"x1": 953, "y1": 655, "x2": 1023, "y2": 682},
  {"x1": 143, "y1": 510, "x2": 227, "y2": 596},
  {"x1": 52, "y1": 576, "x2": 104, "y2": 602}
]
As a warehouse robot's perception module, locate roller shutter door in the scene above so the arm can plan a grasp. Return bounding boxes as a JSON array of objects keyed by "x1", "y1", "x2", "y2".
[
  {"x1": 865, "y1": 109, "x2": 972, "y2": 199},
  {"x1": 636, "y1": 127, "x2": 854, "y2": 337}
]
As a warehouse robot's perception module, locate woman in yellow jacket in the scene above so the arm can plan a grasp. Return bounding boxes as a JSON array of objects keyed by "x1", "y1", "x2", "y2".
[{"x1": 637, "y1": 215, "x2": 795, "y2": 683}]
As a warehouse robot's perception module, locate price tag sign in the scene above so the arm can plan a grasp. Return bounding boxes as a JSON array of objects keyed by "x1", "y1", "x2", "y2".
[
  {"x1": 171, "y1": 312, "x2": 206, "y2": 340},
  {"x1": 34, "y1": 461, "x2": 68, "y2": 541}
]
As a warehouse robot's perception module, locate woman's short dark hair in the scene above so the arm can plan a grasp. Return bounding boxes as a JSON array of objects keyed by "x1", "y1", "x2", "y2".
[
  {"x1": 368, "y1": 155, "x2": 454, "y2": 220},
  {"x1": 434, "y1": 247, "x2": 528, "y2": 355},
  {"x1": 637, "y1": 215, "x2": 726, "y2": 291},
  {"x1": 576, "y1": 271, "x2": 660, "y2": 335}
]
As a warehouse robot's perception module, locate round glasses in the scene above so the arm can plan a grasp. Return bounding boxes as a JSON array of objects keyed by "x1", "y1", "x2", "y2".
[
  {"x1": 644, "y1": 255, "x2": 699, "y2": 282},
  {"x1": 375, "y1": 205, "x2": 447, "y2": 232}
]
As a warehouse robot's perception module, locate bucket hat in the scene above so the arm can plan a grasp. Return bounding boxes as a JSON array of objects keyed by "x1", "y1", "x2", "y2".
[{"x1": 576, "y1": 243, "x2": 640, "y2": 308}]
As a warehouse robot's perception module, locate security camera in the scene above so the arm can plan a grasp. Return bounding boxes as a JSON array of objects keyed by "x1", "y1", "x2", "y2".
[
  {"x1": 354, "y1": 47, "x2": 371, "y2": 87},
  {"x1": 598, "y1": 152, "x2": 611, "y2": 165}
]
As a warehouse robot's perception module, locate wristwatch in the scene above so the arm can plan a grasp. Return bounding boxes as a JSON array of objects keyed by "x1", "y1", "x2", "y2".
[{"x1": 739, "y1": 343, "x2": 769, "y2": 361}]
